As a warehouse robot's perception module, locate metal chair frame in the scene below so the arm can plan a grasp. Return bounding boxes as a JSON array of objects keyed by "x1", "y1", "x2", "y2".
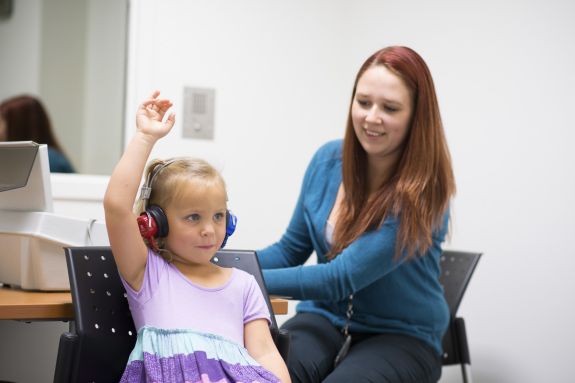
[{"x1": 440, "y1": 250, "x2": 482, "y2": 383}]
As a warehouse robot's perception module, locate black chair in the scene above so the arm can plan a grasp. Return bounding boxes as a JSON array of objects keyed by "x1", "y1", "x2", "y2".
[
  {"x1": 211, "y1": 249, "x2": 290, "y2": 359},
  {"x1": 53, "y1": 247, "x2": 289, "y2": 383},
  {"x1": 440, "y1": 250, "x2": 482, "y2": 383}
]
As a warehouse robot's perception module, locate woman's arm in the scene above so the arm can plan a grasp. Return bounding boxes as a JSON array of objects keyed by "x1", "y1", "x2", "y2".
[
  {"x1": 103, "y1": 91, "x2": 175, "y2": 291},
  {"x1": 263, "y1": 212, "x2": 448, "y2": 301},
  {"x1": 261, "y1": 221, "x2": 398, "y2": 300},
  {"x1": 244, "y1": 319, "x2": 291, "y2": 383},
  {"x1": 263, "y1": 211, "x2": 449, "y2": 301}
]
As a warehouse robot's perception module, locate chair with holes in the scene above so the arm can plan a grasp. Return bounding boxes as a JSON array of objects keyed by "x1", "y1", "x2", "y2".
[
  {"x1": 211, "y1": 249, "x2": 290, "y2": 360},
  {"x1": 53, "y1": 246, "x2": 137, "y2": 383},
  {"x1": 53, "y1": 247, "x2": 290, "y2": 383},
  {"x1": 439, "y1": 250, "x2": 482, "y2": 383}
]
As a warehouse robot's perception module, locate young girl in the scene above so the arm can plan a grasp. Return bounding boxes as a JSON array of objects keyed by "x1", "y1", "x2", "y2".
[{"x1": 104, "y1": 91, "x2": 290, "y2": 383}]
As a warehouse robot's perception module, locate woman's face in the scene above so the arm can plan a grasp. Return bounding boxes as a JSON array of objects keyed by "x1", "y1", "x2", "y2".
[{"x1": 351, "y1": 65, "x2": 413, "y2": 165}]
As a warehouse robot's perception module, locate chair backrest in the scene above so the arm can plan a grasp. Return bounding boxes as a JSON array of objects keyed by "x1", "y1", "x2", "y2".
[
  {"x1": 439, "y1": 250, "x2": 482, "y2": 367},
  {"x1": 211, "y1": 249, "x2": 279, "y2": 329},
  {"x1": 64, "y1": 246, "x2": 136, "y2": 382},
  {"x1": 440, "y1": 250, "x2": 482, "y2": 316}
]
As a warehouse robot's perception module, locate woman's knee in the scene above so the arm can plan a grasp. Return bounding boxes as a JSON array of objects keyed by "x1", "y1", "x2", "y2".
[
  {"x1": 281, "y1": 313, "x2": 344, "y2": 383},
  {"x1": 323, "y1": 333, "x2": 442, "y2": 383}
]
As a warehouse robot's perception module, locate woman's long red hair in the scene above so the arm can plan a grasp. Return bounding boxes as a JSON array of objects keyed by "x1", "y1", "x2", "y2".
[{"x1": 328, "y1": 46, "x2": 455, "y2": 260}]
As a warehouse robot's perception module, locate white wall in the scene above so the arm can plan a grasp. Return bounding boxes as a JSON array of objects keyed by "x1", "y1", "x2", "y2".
[
  {"x1": 126, "y1": 1, "x2": 575, "y2": 382},
  {"x1": 82, "y1": 0, "x2": 127, "y2": 174},
  {"x1": 0, "y1": 0, "x2": 42, "y2": 98},
  {"x1": 39, "y1": 0, "x2": 87, "y2": 172},
  {"x1": 125, "y1": 0, "x2": 355, "y2": 252}
]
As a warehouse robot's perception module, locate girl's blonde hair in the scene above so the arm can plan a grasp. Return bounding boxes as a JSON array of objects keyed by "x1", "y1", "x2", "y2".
[{"x1": 135, "y1": 157, "x2": 227, "y2": 259}]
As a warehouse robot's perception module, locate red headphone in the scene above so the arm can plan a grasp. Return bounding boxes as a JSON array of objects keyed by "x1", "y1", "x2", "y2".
[
  {"x1": 136, "y1": 160, "x2": 174, "y2": 253},
  {"x1": 137, "y1": 205, "x2": 169, "y2": 253}
]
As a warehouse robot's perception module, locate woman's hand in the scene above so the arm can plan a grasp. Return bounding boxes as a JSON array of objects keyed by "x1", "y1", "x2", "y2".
[{"x1": 135, "y1": 90, "x2": 176, "y2": 139}]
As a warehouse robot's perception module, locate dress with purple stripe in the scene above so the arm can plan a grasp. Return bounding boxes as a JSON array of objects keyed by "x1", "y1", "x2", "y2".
[
  {"x1": 120, "y1": 327, "x2": 279, "y2": 383},
  {"x1": 119, "y1": 249, "x2": 280, "y2": 382}
]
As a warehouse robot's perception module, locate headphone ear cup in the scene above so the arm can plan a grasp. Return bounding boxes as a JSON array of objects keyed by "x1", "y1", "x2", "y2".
[
  {"x1": 147, "y1": 205, "x2": 169, "y2": 238},
  {"x1": 221, "y1": 210, "x2": 237, "y2": 249},
  {"x1": 137, "y1": 211, "x2": 161, "y2": 253},
  {"x1": 226, "y1": 210, "x2": 237, "y2": 236},
  {"x1": 137, "y1": 211, "x2": 157, "y2": 240}
]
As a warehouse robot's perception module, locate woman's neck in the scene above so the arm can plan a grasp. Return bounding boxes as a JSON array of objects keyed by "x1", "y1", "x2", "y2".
[{"x1": 367, "y1": 155, "x2": 397, "y2": 193}]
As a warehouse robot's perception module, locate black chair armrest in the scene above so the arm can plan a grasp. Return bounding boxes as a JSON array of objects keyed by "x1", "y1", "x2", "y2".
[
  {"x1": 53, "y1": 332, "x2": 78, "y2": 383},
  {"x1": 270, "y1": 325, "x2": 290, "y2": 362},
  {"x1": 276, "y1": 328, "x2": 290, "y2": 362}
]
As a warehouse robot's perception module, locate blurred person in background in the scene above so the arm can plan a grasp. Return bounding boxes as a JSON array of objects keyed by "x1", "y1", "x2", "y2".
[{"x1": 0, "y1": 94, "x2": 75, "y2": 173}]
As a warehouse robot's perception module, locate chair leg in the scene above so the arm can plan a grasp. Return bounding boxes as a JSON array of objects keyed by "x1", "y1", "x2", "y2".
[{"x1": 461, "y1": 363, "x2": 473, "y2": 383}]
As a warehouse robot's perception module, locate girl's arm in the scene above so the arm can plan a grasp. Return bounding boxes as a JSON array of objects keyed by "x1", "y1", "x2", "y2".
[
  {"x1": 244, "y1": 319, "x2": 291, "y2": 383},
  {"x1": 103, "y1": 91, "x2": 175, "y2": 291}
]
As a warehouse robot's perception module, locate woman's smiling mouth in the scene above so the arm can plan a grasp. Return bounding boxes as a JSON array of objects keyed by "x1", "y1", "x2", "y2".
[{"x1": 363, "y1": 126, "x2": 385, "y2": 137}]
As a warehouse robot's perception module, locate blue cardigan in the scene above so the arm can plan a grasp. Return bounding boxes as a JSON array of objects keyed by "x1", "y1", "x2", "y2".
[{"x1": 257, "y1": 139, "x2": 450, "y2": 355}]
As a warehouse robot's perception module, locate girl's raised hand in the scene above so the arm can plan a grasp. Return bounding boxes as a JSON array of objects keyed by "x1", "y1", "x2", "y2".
[{"x1": 136, "y1": 90, "x2": 176, "y2": 139}]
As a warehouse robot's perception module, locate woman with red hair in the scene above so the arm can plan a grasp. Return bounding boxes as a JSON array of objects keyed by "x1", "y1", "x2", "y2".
[
  {"x1": 258, "y1": 46, "x2": 455, "y2": 382},
  {"x1": 0, "y1": 95, "x2": 75, "y2": 173}
]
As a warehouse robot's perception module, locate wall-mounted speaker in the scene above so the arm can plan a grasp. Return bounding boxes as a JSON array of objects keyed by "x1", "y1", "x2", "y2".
[{"x1": 0, "y1": 0, "x2": 13, "y2": 20}]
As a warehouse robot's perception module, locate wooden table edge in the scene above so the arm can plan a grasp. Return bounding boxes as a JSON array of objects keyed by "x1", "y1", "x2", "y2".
[{"x1": 1, "y1": 288, "x2": 289, "y2": 320}]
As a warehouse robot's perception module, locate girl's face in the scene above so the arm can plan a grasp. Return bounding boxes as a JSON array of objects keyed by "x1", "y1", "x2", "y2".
[
  {"x1": 164, "y1": 179, "x2": 228, "y2": 265},
  {"x1": 351, "y1": 65, "x2": 413, "y2": 165}
]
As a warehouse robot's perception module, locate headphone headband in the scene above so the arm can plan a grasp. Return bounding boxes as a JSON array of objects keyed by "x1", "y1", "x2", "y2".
[{"x1": 138, "y1": 159, "x2": 177, "y2": 208}]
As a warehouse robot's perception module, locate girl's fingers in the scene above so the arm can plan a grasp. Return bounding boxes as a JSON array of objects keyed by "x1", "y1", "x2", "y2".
[
  {"x1": 141, "y1": 98, "x2": 171, "y2": 107},
  {"x1": 140, "y1": 92, "x2": 160, "y2": 107},
  {"x1": 166, "y1": 112, "x2": 176, "y2": 125},
  {"x1": 139, "y1": 92, "x2": 173, "y2": 122},
  {"x1": 141, "y1": 101, "x2": 172, "y2": 117},
  {"x1": 141, "y1": 90, "x2": 165, "y2": 106}
]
